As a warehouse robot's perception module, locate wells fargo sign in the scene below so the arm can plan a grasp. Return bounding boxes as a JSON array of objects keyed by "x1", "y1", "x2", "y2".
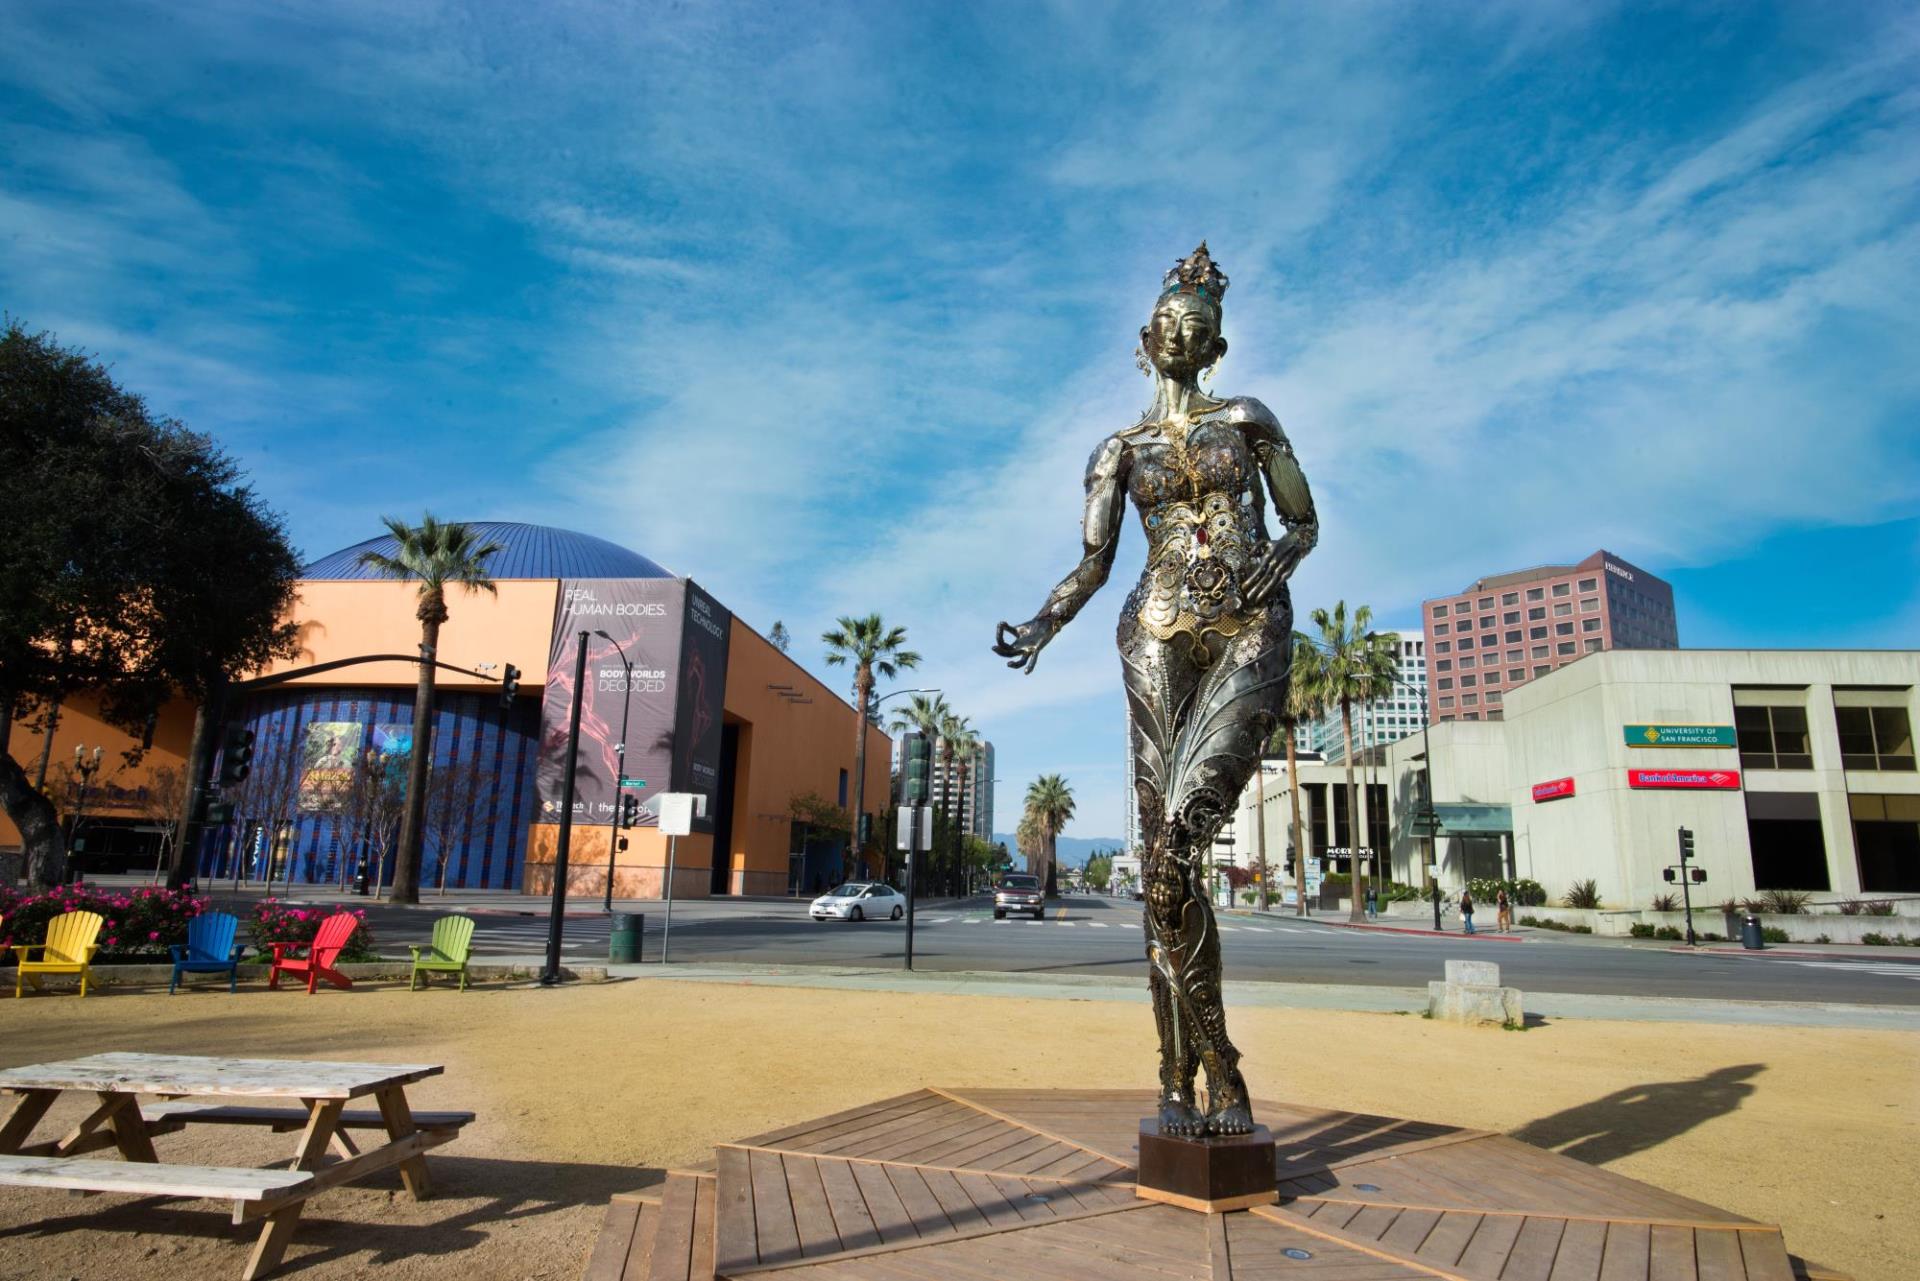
[
  {"x1": 1623, "y1": 724, "x2": 1735, "y2": 748},
  {"x1": 1628, "y1": 768, "x2": 1741, "y2": 790}
]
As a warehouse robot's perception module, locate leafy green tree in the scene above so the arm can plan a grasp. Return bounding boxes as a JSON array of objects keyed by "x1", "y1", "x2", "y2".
[
  {"x1": 357, "y1": 514, "x2": 504, "y2": 904},
  {"x1": 1023, "y1": 773, "x2": 1075, "y2": 898},
  {"x1": 1281, "y1": 632, "x2": 1327, "y2": 915},
  {"x1": 1307, "y1": 602, "x2": 1400, "y2": 923},
  {"x1": 1084, "y1": 851, "x2": 1113, "y2": 892},
  {"x1": 822, "y1": 614, "x2": 920, "y2": 879},
  {"x1": 0, "y1": 323, "x2": 301, "y2": 886}
]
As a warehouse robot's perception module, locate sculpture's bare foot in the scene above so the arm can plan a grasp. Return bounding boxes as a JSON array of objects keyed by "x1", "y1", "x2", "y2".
[
  {"x1": 1206, "y1": 1089, "x2": 1255, "y2": 1137},
  {"x1": 1158, "y1": 1093, "x2": 1207, "y2": 1139}
]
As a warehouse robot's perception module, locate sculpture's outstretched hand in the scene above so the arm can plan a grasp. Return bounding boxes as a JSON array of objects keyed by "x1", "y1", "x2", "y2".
[
  {"x1": 1242, "y1": 532, "x2": 1307, "y2": 607},
  {"x1": 993, "y1": 619, "x2": 1057, "y2": 674}
]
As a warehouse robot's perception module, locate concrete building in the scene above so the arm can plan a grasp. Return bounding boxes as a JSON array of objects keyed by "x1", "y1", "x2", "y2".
[
  {"x1": 1423, "y1": 551, "x2": 1678, "y2": 725},
  {"x1": 929, "y1": 739, "x2": 994, "y2": 839},
  {"x1": 1386, "y1": 649, "x2": 1919, "y2": 907},
  {"x1": 2, "y1": 522, "x2": 892, "y2": 899},
  {"x1": 1228, "y1": 750, "x2": 1392, "y2": 885},
  {"x1": 1301, "y1": 629, "x2": 1428, "y2": 762}
]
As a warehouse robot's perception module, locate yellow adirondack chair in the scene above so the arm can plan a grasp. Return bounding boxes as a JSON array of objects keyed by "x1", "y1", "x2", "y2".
[{"x1": 13, "y1": 910, "x2": 105, "y2": 997}]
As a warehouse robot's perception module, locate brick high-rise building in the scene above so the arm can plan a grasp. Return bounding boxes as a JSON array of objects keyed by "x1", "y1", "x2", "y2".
[{"x1": 1422, "y1": 550, "x2": 1678, "y2": 723}]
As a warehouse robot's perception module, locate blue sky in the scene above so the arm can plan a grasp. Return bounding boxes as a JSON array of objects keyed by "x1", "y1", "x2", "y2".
[{"x1": 4, "y1": 2, "x2": 1916, "y2": 841}]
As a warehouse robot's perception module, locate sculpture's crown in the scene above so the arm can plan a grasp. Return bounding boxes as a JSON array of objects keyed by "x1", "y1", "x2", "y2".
[{"x1": 1159, "y1": 241, "x2": 1229, "y2": 311}]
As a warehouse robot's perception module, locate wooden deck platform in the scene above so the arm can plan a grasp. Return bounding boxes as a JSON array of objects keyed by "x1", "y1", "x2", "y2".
[{"x1": 582, "y1": 1088, "x2": 1845, "y2": 1281}]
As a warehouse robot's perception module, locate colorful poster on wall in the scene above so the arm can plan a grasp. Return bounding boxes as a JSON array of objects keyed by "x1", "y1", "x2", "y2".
[
  {"x1": 298, "y1": 722, "x2": 363, "y2": 811},
  {"x1": 537, "y1": 579, "x2": 687, "y2": 826},
  {"x1": 370, "y1": 723, "x2": 412, "y2": 792},
  {"x1": 672, "y1": 580, "x2": 732, "y2": 834}
]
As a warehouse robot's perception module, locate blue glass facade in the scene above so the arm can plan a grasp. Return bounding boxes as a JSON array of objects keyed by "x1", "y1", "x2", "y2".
[{"x1": 195, "y1": 687, "x2": 541, "y2": 890}]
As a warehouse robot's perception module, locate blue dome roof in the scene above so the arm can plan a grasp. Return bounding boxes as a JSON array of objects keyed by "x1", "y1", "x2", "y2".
[{"x1": 302, "y1": 522, "x2": 673, "y2": 581}]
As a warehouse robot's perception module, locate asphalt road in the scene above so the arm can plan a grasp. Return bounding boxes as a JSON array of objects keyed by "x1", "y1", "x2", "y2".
[{"x1": 315, "y1": 892, "x2": 1920, "y2": 1006}]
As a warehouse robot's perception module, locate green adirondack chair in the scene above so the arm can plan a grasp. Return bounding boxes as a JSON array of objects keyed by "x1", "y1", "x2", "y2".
[{"x1": 408, "y1": 915, "x2": 476, "y2": 991}]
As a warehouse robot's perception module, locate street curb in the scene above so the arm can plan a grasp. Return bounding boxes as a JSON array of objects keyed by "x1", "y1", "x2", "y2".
[
  {"x1": 1314, "y1": 920, "x2": 1524, "y2": 942},
  {"x1": 1666, "y1": 945, "x2": 1920, "y2": 961}
]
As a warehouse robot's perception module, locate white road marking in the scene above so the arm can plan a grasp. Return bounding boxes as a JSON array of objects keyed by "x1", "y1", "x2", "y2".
[{"x1": 1780, "y1": 960, "x2": 1920, "y2": 980}]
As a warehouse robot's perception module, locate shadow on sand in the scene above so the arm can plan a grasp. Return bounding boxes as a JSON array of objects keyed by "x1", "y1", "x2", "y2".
[{"x1": 1510, "y1": 1063, "x2": 1764, "y2": 1165}]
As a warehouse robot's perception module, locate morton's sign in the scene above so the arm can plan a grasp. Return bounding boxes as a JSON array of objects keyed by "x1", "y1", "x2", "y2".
[
  {"x1": 1628, "y1": 768, "x2": 1741, "y2": 790},
  {"x1": 1531, "y1": 777, "x2": 1576, "y2": 802},
  {"x1": 1623, "y1": 724, "x2": 1735, "y2": 748}
]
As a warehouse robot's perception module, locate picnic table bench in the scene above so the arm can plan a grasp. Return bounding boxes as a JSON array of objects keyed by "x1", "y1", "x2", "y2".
[{"x1": 0, "y1": 1051, "x2": 471, "y2": 1279}]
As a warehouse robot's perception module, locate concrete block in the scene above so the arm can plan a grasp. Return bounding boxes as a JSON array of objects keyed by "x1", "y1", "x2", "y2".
[
  {"x1": 1427, "y1": 980, "x2": 1523, "y2": 1027},
  {"x1": 1445, "y1": 959, "x2": 1501, "y2": 987}
]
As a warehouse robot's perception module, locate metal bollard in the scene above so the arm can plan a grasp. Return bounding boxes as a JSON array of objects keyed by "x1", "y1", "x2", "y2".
[
  {"x1": 609, "y1": 911, "x2": 642, "y2": 964},
  {"x1": 1740, "y1": 912, "x2": 1766, "y2": 950}
]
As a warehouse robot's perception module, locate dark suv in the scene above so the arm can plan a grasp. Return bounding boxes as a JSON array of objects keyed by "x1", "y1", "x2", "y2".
[{"x1": 994, "y1": 874, "x2": 1046, "y2": 920}]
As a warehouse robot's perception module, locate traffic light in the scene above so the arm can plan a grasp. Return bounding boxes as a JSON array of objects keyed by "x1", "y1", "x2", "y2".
[
  {"x1": 1662, "y1": 867, "x2": 1676, "y2": 883},
  {"x1": 1690, "y1": 867, "x2": 1707, "y2": 883},
  {"x1": 220, "y1": 726, "x2": 255, "y2": 785},
  {"x1": 499, "y1": 663, "x2": 521, "y2": 711},
  {"x1": 858, "y1": 812, "x2": 872, "y2": 849},
  {"x1": 620, "y1": 794, "x2": 640, "y2": 829},
  {"x1": 1677, "y1": 826, "x2": 1695, "y2": 862},
  {"x1": 616, "y1": 836, "x2": 630, "y2": 852},
  {"x1": 904, "y1": 732, "x2": 931, "y2": 806}
]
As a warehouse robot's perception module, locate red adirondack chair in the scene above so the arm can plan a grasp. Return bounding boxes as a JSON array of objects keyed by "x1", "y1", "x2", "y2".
[{"x1": 268, "y1": 912, "x2": 359, "y2": 994}]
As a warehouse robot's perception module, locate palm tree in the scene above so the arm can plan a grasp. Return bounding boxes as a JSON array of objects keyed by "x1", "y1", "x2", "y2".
[
  {"x1": 357, "y1": 514, "x2": 503, "y2": 904},
  {"x1": 946, "y1": 720, "x2": 982, "y2": 893},
  {"x1": 1024, "y1": 773, "x2": 1075, "y2": 898},
  {"x1": 1282, "y1": 632, "x2": 1327, "y2": 916},
  {"x1": 1308, "y1": 602, "x2": 1401, "y2": 923},
  {"x1": 822, "y1": 614, "x2": 920, "y2": 879}
]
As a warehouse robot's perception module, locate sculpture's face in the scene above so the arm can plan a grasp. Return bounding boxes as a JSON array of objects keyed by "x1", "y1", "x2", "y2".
[{"x1": 1142, "y1": 292, "x2": 1224, "y2": 381}]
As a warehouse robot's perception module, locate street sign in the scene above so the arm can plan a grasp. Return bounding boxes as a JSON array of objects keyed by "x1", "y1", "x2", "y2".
[
  {"x1": 659, "y1": 793, "x2": 696, "y2": 836},
  {"x1": 896, "y1": 805, "x2": 933, "y2": 851},
  {"x1": 619, "y1": 777, "x2": 647, "y2": 789},
  {"x1": 1629, "y1": 768, "x2": 1741, "y2": 790},
  {"x1": 1623, "y1": 725, "x2": 1735, "y2": 748}
]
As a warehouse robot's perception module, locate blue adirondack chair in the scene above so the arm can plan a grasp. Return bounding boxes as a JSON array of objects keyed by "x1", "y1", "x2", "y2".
[{"x1": 168, "y1": 912, "x2": 245, "y2": 994}]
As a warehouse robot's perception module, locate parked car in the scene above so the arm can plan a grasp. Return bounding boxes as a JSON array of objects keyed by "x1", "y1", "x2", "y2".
[
  {"x1": 810, "y1": 881, "x2": 906, "y2": 922},
  {"x1": 994, "y1": 873, "x2": 1046, "y2": 920}
]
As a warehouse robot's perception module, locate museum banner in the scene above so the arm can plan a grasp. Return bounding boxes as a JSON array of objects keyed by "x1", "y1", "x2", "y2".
[
  {"x1": 671, "y1": 580, "x2": 732, "y2": 834},
  {"x1": 537, "y1": 579, "x2": 686, "y2": 827}
]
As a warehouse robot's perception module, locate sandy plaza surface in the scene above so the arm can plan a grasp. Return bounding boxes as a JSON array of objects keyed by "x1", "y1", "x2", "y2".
[{"x1": 0, "y1": 976, "x2": 1912, "y2": 1281}]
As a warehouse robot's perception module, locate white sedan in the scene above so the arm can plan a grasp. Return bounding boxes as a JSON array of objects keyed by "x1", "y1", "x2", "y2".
[{"x1": 810, "y1": 881, "x2": 906, "y2": 922}]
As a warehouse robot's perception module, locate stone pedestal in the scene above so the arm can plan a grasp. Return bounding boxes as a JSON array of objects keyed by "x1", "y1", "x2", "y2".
[
  {"x1": 1133, "y1": 1119, "x2": 1277, "y2": 1213},
  {"x1": 1427, "y1": 958, "x2": 1524, "y2": 1027}
]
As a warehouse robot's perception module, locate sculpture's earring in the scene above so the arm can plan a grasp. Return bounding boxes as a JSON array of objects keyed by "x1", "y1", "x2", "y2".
[
  {"x1": 1134, "y1": 344, "x2": 1152, "y2": 376},
  {"x1": 1202, "y1": 346, "x2": 1225, "y2": 391}
]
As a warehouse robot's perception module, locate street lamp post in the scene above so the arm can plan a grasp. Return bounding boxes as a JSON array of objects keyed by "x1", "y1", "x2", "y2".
[
  {"x1": 1420, "y1": 681, "x2": 1443, "y2": 930},
  {"x1": 68, "y1": 745, "x2": 104, "y2": 882},
  {"x1": 542, "y1": 630, "x2": 590, "y2": 986},
  {"x1": 594, "y1": 630, "x2": 637, "y2": 914},
  {"x1": 871, "y1": 687, "x2": 939, "y2": 883}
]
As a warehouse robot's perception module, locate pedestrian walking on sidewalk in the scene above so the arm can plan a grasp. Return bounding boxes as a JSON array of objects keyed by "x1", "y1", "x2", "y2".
[
  {"x1": 1495, "y1": 888, "x2": 1511, "y2": 933},
  {"x1": 1364, "y1": 885, "x2": 1378, "y2": 921},
  {"x1": 1460, "y1": 888, "x2": 1476, "y2": 935}
]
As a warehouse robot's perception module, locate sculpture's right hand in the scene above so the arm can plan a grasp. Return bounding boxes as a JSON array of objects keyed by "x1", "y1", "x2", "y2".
[{"x1": 992, "y1": 619, "x2": 1056, "y2": 674}]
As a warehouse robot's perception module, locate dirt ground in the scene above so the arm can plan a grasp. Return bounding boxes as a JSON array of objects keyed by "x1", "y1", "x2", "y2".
[{"x1": 0, "y1": 976, "x2": 1912, "y2": 1281}]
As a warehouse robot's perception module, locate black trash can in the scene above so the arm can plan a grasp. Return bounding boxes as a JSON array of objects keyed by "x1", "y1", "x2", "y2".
[
  {"x1": 609, "y1": 911, "x2": 642, "y2": 964},
  {"x1": 1740, "y1": 913, "x2": 1766, "y2": 950}
]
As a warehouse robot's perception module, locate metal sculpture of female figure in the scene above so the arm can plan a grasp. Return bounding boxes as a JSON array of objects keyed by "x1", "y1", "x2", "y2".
[{"x1": 993, "y1": 244, "x2": 1318, "y2": 1138}]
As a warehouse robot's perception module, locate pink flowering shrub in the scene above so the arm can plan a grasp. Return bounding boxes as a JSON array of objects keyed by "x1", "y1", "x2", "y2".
[
  {"x1": 248, "y1": 900, "x2": 378, "y2": 961},
  {"x1": 0, "y1": 885, "x2": 208, "y2": 960}
]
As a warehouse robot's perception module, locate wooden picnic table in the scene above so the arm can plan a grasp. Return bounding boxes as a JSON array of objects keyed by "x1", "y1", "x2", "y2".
[{"x1": 0, "y1": 1051, "x2": 472, "y2": 1280}]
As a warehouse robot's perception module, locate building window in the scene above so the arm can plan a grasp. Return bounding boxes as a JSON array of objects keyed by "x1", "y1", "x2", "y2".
[
  {"x1": 1554, "y1": 602, "x2": 1572, "y2": 617},
  {"x1": 1584, "y1": 639, "x2": 1602, "y2": 652},
  {"x1": 1528, "y1": 607, "x2": 1545, "y2": 621},
  {"x1": 1850, "y1": 794, "x2": 1920, "y2": 892},
  {"x1": 1578, "y1": 578, "x2": 1597, "y2": 591},
  {"x1": 1463, "y1": 712, "x2": 1479, "y2": 720},
  {"x1": 1533, "y1": 665, "x2": 1551, "y2": 678},
  {"x1": 1460, "y1": 635, "x2": 1477, "y2": 650},
  {"x1": 1508, "y1": 668, "x2": 1524, "y2": 682},
  {"x1": 1454, "y1": 601, "x2": 1470, "y2": 614},
  {"x1": 838, "y1": 769, "x2": 849, "y2": 807},
  {"x1": 1531, "y1": 645, "x2": 1549, "y2": 659},
  {"x1": 1556, "y1": 641, "x2": 1576, "y2": 655},
  {"x1": 1834, "y1": 693, "x2": 1915, "y2": 771},
  {"x1": 1483, "y1": 670, "x2": 1499, "y2": 684},
  {"x1": 1487, "y1": 689, "x2": 1502, "y2": 703},
  {"x1": 1530, "y1": 626, "x2": 1547, "y2": 640},
  {"x1": 1462, "y1": 693, "x2": 1478, "y2": 705},
  {"x1": 1736, "y1": 704, "x2": 1813, "y2": 770},
  {"x1": 1501, "y1": 592, "x2": 1518, "y2": 605},
  {"x1": 1552, "y1": 582, "x2": 1570, "y2": 597},
  {"x1": 1459, "y1": 654, "x2": 1475, "y2": 668},
  {"x1": 1502, "y1": 611, "x2": 1519, "y2": 625},
  {"x1": 1434, "y1": 622, "x2": 1449, "y2": 635},
  {"x1": 1460, "y1": 675, "x2": 1477, "y2": 687},
  {"x1": 1746, "y1": 793, "x2": 1830, "y2": 890},
  {"x1": 1435, "y1": 641, "x2": 1450, "y2": 654},
  {"x1": 1505, "y1": 630, "x2": 1521, "y2": 644},
  {"x1": 1480, "y1": 616, "x2": 1496, "y2": 630},
  {"x1": 1435, "y1": 659, "x2": 1452, "y2": 672},
  {"x1": 1555, "y1": 622, "x2": 1573, "y2": 636},
  {"x1": 1474, "y1": 597, "x2": 1492, "y2": 610},
  {"x1": 1439, "y1": 696, "x2": 1455, "y2": 710},
  {"x1": 1581, "y1": 598, "x2": 1599, "y2": 612},
  {"x1": 1505, "y1": 649, "x2": 1521, "y2": 663},
  {"x1": 1527, "y1": 588, "x2": 1544, "y2": 601},
  {"x1": 1432, "y1": 605, "x2": 1447, "y2": 618},
  {"x1": 1582, "y1": 618, "x2": 1601, "y2": 632}
]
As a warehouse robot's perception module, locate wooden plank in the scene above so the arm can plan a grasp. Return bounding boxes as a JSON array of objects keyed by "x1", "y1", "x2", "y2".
[
  {"x1": 1291, "y1": 1198, "x2": 1780, "y2": 1234},
  {"x1": 814, "y1": 1157, "x2": 883, "y2": 1253},
  {"x1": 373, "y1": 1085, "x2": 431, "y2": 1200},
  {"x1": 782, "y1": 1155, "x2": 842, "y2": 1259},
  {"x1": 240, "y1": 1125, "x2": 455, "y2": 1220},
  {"x1": 649, "y1": 1174, "x2": 699, "y2": 1281},
  {"x1": 735, "y1": 1092, "x2": 941, "y2": 1150},
  {"x1": 1692, "y1": 1229, "x2": 1746, "y2": 1281},
  {"x1": 1350, "y1": 1205, "x2": 1405, "y2": 1242},
  {"x1": 1416, "y1": 1213, "x2": 1484, "y2": 1268},
  {"x1": 0, "y1": 1053, "x2": 441, "y2": 1100},
  {"x1": 581, "y1": 1196, "x2": 641, "y2": 1281},
  {"x1": 1457, "y1": 1212, "x2": 1526, "y2": 1277},
  {"x1": 1599, "y1": 1222, "x2": 1652, "y2": 1281},
  {"x1": 1549, "y1": 1219, "x2": 1609, "y2": 1281},
  {"x1": 0, "y1": 1090, "x2": 57, "y2": 1154},
  {"x1": 985, "y1": 1174, "x2": 1056, "y2": 1223},
  {"x1": 0, "y1": 1153, "x2": 314, "y2": 1199},
  {"x1": 849, "y1": 1160, "x2": 916, "y2": 1244},
  {"x1": 1381, "y1": 1209, "x2": 1442, "y2": 1255},
  {"x1": 140, "y1": 1101, "x2": 474, "y2": 1130},
  {"x1": 1505, "y1": 1217, "x2": 1569, "y2": 1281},
  {"x1": 913, "y1": 1166, "x2": 988, "y2": 1232},
  {"x1": 750, "y1": 1148, "x2": 804, "y2": 1266},
  {"x1": 715, "y1": 1147, "x2": 759, "y2": 1275},
  {"x1": 816, "y1": 1103, "x2": 976, "y2": 1159},
  {"x1": 691, "y1": 1174, "x2": 716, "y2": 1281},
  {"x1": 927, "y1": 1087, "x2": 1134, "y2": 1166},
  {"x1": 627, "y1": 1200, "x2": 663, "y2": 1281},
  {"x1": 1647, "y1": 1225, "x2": 1697, "y2": 1281},
  {"x1": 715, "y1": 1142, "x2": 1128, "y2": 1189},
  {"x1": 1208, "y1": 1209, "x2": 1231, "y2": 1281},
  {"x1": 1738, "y1": 1232, "x2": 1795, "y2": 1281}
]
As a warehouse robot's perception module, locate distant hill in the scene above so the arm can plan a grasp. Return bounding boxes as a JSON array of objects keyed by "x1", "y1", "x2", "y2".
[{"x1": 992, "y1": 835, "x2": 1126, "y2": 868}]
